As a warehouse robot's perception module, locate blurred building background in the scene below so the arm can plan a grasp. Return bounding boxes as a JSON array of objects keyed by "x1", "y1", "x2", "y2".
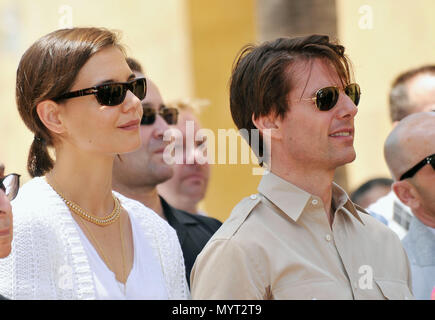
[{"x1": 0, "y1": 0, "x2": 434, "y2": 222}]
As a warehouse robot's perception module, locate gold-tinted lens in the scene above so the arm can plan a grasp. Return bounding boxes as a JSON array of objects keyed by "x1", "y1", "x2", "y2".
[
  {"x1": 345, "y1": 83, "x2": 361, "y2": 106},
  {"x1": 316, "y1": 86, "x2": 339, "y2": 111}
]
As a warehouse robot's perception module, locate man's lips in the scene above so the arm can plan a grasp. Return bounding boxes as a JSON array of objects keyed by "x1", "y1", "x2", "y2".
[
  {"x1": 329, "y1": 128, "x2": 354, "y2": 137},
  {"x1": 118, "y1": 119, "x2": 140, "y2": 130}
]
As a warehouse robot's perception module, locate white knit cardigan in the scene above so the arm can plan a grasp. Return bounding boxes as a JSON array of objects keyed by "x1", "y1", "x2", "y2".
[{"x1": 0, "y1": 177, "x2": 190, "y2": 300}]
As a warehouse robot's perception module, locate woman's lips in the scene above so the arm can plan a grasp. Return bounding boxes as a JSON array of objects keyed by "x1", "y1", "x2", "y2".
[{"x1": 118, "y1": 119, "x2": 140, "y2": 131}]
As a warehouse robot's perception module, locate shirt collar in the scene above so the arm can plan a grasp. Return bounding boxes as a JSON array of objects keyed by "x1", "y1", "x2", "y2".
[
  {"x1": 331, "y1": 182, "x2": 365, "y2": 225},
  {"x1": 258, "y1": 171, "x2": 365, "y2": 225}
]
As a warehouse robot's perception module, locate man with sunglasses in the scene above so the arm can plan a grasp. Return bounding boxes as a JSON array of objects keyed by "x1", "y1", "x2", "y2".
[
  {"x1": 113, "y1": 58, "x2": 221, "y2": 286},
  {"x1": 384, "y1": 112, "x2": 435, "y2": 300},
  {"x1": 368, "y1": 65, "x2": 435, "y2": 239},
  {"x1": 0, "y1": 171, "x2": 20, "y2": 300},
  {"x1": 191, "y1": 35, "x2": 412, "y2": 299}
]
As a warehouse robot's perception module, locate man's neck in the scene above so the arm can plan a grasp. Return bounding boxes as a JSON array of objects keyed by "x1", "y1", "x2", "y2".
[
  {"x1": 162, "y1": 193, "x2": 198, "y2": 214},
  {"x1": 270, "y1": 162, "x2": 336, "y2": 227},
  {"x1": 112, "y1": 183, "x2": 166, "y2": 220},
  {"x1": 414, "y1": 209, "x2": 435, "y2": 229}
]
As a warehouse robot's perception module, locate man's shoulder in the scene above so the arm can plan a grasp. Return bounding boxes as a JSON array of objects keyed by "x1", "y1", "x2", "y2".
[
  {"x1": 208, "y1": 194, "x2": 261, "y2": 242},
  {"x1": 358, "y1": 207, "x2": 403, "y2": 244},
  {"x1": 174, "y1": 207, "x2": 222, "y2": 227}
]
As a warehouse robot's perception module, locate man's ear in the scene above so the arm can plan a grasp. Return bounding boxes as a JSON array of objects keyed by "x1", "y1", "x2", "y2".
[
  {"x1": 392, "y1": 180, "x2": 420, "y2": 210},
  {"x1": 252, "y1": 113, "x2": 282, "y2": 141},
  {"x1": 36, "y1": 100, "x2": 65, "y2": 135}
]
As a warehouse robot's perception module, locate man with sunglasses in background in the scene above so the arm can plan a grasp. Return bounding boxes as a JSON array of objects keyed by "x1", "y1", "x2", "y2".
[
  {"x1": 384, "y1": 112, "x2": 435, "y2": 300},
  {"x1": 0, "y1": 170, "x2": 20, "y2": 300},
  {"x1": 112, "y1": 58, "x2": 221, "y2": 286},
  {"x1": 368, "y1": 65, "x2": 435, "y2": 239},
  {"x1": 191, "y1": 35, "x2": 412, "y2": 299}
]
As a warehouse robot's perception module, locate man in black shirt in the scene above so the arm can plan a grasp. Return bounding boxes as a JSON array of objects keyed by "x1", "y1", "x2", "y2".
[{"x1": 113, "y1": 58, "x2": 221, "y2": 286}]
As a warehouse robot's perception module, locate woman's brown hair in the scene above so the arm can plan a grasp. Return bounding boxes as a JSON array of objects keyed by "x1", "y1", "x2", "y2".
[{"x1": 16, "y1": 27, "x2": 126, "y2": 177}]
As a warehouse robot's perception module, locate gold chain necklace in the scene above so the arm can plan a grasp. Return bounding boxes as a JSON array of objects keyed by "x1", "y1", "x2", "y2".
[
  {"x1": 79, "y1": 215, "x2": 127, "y2": 285},
  {"x1": 46, "y1": 178, "x2": 121, "y2": 226},
  {"x1": 45, "y1": 178, "x2": 127, "y2": 285}
]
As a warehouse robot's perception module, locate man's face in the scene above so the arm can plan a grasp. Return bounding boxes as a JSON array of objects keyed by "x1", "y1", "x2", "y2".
[
  {"x1": 403, "y1": 124, "x2": 435, "y2": 219},
  {"x1": 158, "y1": 110, "x2": 210, "y2": 204},
  {"x1": 0, "y1": 189, "x2": 13, "y2": 258},
  {"x1": 412, "y1": 161, "x2": 435, "y2": 219},
  {"x1": 114, "y1": 77, "x2": 173, "y2": 187},
  {"x1": 275, "y1": 58, "x2": 358, "y2": 171},
  {"x1": 408, "y1": 73, "x2": 435, "y2": 113}
]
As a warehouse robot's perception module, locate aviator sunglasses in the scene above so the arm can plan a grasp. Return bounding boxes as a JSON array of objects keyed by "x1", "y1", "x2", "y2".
[
  {"x1": 0, "y1": 173, "x2": 20, "y2": 201},
  {"x1": 141, "y1": 106, "x2": 179, "y2": 125},
  {"x1": 54, "y1": 78, "x2": 147, "y2": 106},
  {"x1": 303, "y1": 83, "x2": 361, "y2": 111},
  {"x1": 400, "y1": 154, "x2": 435, "y2": 181}
]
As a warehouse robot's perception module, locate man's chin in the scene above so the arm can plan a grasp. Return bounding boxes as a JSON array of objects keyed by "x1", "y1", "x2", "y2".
[{"x1": 334, "y1": 150, "x2": 356, "y2": 168}]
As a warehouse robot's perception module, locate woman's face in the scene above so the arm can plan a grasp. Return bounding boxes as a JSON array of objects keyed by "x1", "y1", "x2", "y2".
[
  {"x1": 0, "y1": 189, "x2": 13, "y2": 258},
  {"x1": 57, "y1": 46, "x2": 143, "y2": 156}
]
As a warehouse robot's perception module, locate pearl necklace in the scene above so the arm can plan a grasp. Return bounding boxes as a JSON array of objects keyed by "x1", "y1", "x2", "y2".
[{"x1": 46, "y1": 178, "x2": 121, "y2": 226}]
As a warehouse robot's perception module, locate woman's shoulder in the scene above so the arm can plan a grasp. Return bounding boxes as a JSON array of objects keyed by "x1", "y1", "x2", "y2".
[{"x1": 12, "y1": 176, "x2": 65, "y2": 222}]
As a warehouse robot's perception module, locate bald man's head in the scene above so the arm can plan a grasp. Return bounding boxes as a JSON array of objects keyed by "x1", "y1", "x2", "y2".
[{"x1": 384, "y1": 112, "x2": 435, "y2": 180}]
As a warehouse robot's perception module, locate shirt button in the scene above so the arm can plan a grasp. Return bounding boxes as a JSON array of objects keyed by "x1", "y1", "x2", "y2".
[
  {"x1": 325, "y1": 234, "x2": 332, "y2": 241},
  {"x1": 250, "y1": 194, "x2": 257, "y2": 200},
  {"x1": 312, "y1": 199, "x2": 318, "y2": 205}
]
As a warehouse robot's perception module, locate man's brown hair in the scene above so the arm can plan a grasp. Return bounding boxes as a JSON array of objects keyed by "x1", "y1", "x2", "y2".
[
  {"x1": 126, "y1": 57, "x2": 144, "y2": 74},
  {"x1": 229, "y1": 34, "x2": 353, "y2": 165}
]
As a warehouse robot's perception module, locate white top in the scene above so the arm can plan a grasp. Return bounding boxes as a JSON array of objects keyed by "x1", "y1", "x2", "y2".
[
  {"x1": 367, "y1": 190, "x2": 413, "y2": 240},
  {"x1": 0, "y1": 177, "x2": 189, "y2": 300},
  {"x1": 72, "y1": 212, "x2": 168, "y2": 300}
]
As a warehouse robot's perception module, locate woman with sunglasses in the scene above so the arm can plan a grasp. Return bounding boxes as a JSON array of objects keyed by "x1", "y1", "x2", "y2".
[{"x1": 0, "y1": 28, "x2": 188, "y2": 300}]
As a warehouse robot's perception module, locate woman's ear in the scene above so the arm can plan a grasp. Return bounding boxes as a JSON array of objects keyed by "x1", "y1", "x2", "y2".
[
  {"x1": 252, "y1": 113, "x2": 282, "y2": 141},
  {"x1": 36, "y1": 100, "x2": 65, "y2": 134},
  {"x1": 392, "y1": 180, "x2": 420, "y2": 211}
]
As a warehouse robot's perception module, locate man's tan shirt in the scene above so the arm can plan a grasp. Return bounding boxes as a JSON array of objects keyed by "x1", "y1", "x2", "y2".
[{"x1": 191, "y1": 172, "x2": 413, "y2": 299}]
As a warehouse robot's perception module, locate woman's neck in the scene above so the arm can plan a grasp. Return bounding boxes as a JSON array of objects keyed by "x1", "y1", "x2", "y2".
[{"x1": 46, "y1": 147, "x2": 115, "y2": 218}]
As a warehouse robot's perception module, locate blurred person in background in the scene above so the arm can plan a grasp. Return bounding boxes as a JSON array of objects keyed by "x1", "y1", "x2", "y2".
[
  {"x1": 384, "y1": 112, "x2": 435, "y2": 300},
  {"x1": 0, "y1": 28, "x2": 188, "y2": 300},
  {"x1": 0, "y1": 172, "x2": 20, "y2": 300},
  {"x1": 368, "y1": 65, "x2": 435, "y2": 239},
  {"x1": 0, "y1": 163, "x2": 5, "y2": 178},
  {"x1": 157, "y1": 100, "x2": 211, "y2": 216},
  {"x1": 113, "y1": 58, "x2": 221, "y2": 286},
  {"x1": 350, "y1": 177, "x2": 393, "y2": 224}
]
